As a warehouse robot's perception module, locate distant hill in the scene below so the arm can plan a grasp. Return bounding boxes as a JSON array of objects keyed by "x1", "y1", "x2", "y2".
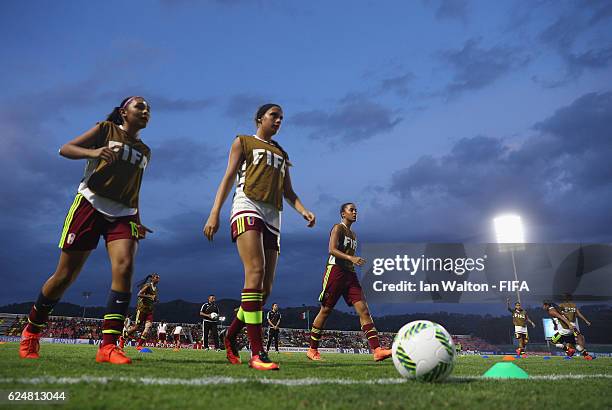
[{"x1": 2, "y1": 301, "x2": 610, "y2": 344}]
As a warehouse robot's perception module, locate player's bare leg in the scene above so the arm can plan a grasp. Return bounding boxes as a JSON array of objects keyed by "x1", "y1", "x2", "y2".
[
  {"x1": 237, "y1": 231, "x2": 278, "y2": 370},
  {"x1": 353, "y1": 301, "x2": 391, "y2": 362},
  {"x1": 20, "y1": 250, "x2": 90, "y2": 359}
]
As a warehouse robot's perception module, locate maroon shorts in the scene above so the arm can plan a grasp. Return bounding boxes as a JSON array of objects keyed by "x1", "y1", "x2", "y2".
[
  {"x1": 174, "y1": 334, "x2": 180, "y2": 342},
  {"x1": 231, "y1": 214, "x2": 279, "y2": 252},
  {"x1": 318, "y1": 265, "x2": 364, "y2": 308},
  {"x1": 158, "y1": 333, "x2": 166, "y2": 341},
  {"x1": 58, "y1": 194, "x2": 143, "y2": 251},
  {"x1": 135, "y1": 309, "x2": 153, "y2": 325}
]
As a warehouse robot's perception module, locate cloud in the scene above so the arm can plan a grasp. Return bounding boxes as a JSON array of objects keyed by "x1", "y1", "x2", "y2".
[
  {"x1": 428, "y1": 0, "x2": 470, "y2": 24},
  {"x1": 291, "y1": 98, "x2": 402, "y2": 141},
  {"x1": 146, "y1": 137, "x2": 224, "y2": 181},
  {"x1": 441, "y1": 38, "x2": 530, "y2": 96},
  {"x1": 386, "y1": 91, "x2": 612, "y2": 242},
  {"x1": 536, "y1": 1, "x2": 612, "y2": 86}
]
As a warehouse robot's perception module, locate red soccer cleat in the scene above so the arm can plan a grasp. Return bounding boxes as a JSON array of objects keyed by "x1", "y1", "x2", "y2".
[
  {"x1": 19, "y1": 328, "x2": 41, "y2": 359},
  {"x1": 224, "y1": 337, "x2": 242, "y2": 364},
  {"x1": 373, "y1": 347, "x2": 392, "y2": 362},
  {"x1": 306, "y1": 348, "x2": 322, "y2": 361},
  {"x1": 96, "y1": 344, "x2": 132, "y2": 365},
  {"x1": 248, "y1": 352, "x2": 279, "y2": 371},
  {"x1": 583, "y1": 354, "x2": 593, "y2": 360},
  {"x1": 118, "y1": 336, "x2": 126, "y2": 349},
  {"x1": 566, "y1": 347, "x2": 576, "y2": 357}
]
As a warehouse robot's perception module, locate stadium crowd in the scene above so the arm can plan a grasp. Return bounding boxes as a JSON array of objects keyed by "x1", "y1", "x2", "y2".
[{"x1": 3, "y1": 315, "x2": 492, "y2": 351}]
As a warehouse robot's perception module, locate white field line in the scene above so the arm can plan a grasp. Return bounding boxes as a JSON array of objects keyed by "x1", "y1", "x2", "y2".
[{"x1": 0, "y1": 374, "x2": 611, "y2": 386}]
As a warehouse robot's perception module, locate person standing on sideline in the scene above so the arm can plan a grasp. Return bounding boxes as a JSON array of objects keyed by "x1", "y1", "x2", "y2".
[
  {"x1": 200, "y1": 295, "x2": 220, "y2": 350},
  {"x1": 266, "y1": 303, "x2": 282, "y2": 353}
]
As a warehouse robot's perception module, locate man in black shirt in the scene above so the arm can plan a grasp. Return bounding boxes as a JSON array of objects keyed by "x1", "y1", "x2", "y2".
[
  {"x1": 266, "y1": 303, "x2": 282, "y2": 353},
  {"x1": 200, "y1": 295, "x2": 220, "y2": 350}
]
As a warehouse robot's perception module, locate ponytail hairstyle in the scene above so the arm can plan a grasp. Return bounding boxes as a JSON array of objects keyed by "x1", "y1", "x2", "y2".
[
  {"x1": 106, "y1": 96, "x2": 145, "y2": 125},
  {"x1": 253, "y1": 103, "x2": 291, "y2": 164},
  {"x1": 135, "y1": 273, "x2": 158, "y2": 290}
]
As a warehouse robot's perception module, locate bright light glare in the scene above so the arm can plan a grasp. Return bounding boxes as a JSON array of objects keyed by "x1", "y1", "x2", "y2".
[{"x1": 493, "y1": 215, "x2": 525, "y2": 243}]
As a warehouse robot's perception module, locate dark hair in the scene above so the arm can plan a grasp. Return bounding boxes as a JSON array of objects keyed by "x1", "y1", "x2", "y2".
[
  {"x1": 106, "y1": 96, "x2": 147, "y2": 125},
  {"x1": 340, "y1": 202, "x2": 355, "y2": 216},
  {"x1": 254, "y1": 103, "x2": 281, "y2": 126},
  {"x1": 135, "y1": 273, "x2": 158, "y2": 290}
]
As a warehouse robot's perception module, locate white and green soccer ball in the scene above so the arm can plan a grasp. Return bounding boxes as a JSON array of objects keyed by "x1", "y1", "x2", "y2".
[{"x1": 392, "y1": 320, "x2": 455, "y2": 382}]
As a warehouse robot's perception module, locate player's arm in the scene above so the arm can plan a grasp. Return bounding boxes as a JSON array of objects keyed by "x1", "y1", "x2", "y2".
[
  {"x1": 138, "y1": 284, "x2": 152, "y2": 299},
  {"x1": 199, "y1": 305, "x2": 211, "y2": 319},
  {"x1": 328, "y1": 225, "x2": 366, "y2": 266},
  {"x1": 59, "y1": 124, "x2": 119, "y2": 164},
  {"x1": 276, "y1": 316, "x2": 281, "y2": 329},
  {"x1": 549, "y1": 309, "x2": 577, "y2": 332},
  {"x1": 204, "y1": 138, "x2": 244, "y2": 241},
  {"x1": 267, "y1": 312, "x2": 274, "y2": 327},
  {"x1": 283, "y1": 167, "x2": 315, "y2": 227},
  {"x1": 576, "y1": 308, "x2": 591, "y2": 326},
  {"x1": 526, "y1": 312, "x2": 536, "y2": 327}
]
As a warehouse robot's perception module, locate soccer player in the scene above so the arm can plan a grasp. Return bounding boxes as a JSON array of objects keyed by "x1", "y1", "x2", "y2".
[
  {"x1": 204, "y1": 104, "x2": 316, "y2": 370},
  {"x1": 200, "y1": 294, "x2": 220, "y2": 350},
  {"x1": 542, "y1": 301, "x2": 593, "y2": 360},
  {"x1": 307, "y1": 203, "x2": 392, "y2": 362},
  {"x1": 157, "y1": 321, "x2": 167, "y2": 348},
  {"x1": 506, "y1": 298, "x2": 535, "y2": 356},
  {"x1": 19, "y1": 97, "x2": 152, "y2": 365},
  {"x1": 122, "y1": 273, "x2": 160, "y2": 350},
  {"x1": 559, "y1": 293, "x2": 592, "y2": 332},
  {"x1": 173, "y1": 324, "x2": 183, "y2": 351},
  {"x1": 266, "y1": 303, "x2": 282, "y2": 353}
]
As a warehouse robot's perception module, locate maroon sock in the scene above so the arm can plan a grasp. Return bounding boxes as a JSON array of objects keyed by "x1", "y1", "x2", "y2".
[
  {"x1": 310, "y1": 326, "x2": 323, "y2": 349},
  {"x1": 101, "y1": 290, "x2": 130, "y2": 347},
  {"x1": 26, "y1": 292, "x2": 59, "y2": 334},
  {"x1": 241, "y1": 288, "x2": 264, "y2": 355},
  {"x1": 362, "y1": 322, "x2": 380, "y2": 350},
  {"x1": 226, "y1": 316, "x2": 245, "y2": 341}
]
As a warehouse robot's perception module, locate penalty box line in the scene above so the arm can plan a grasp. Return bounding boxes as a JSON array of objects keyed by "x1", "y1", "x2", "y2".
[{"x1": 0, "y1": 374, "x2": 611, "y2": 386}]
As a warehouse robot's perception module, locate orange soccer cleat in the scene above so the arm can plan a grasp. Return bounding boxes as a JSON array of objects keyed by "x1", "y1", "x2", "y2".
[
  {"x1": 372, "y1": 347, "x2": 392, "y2": 362},
  {"x1": 96, "y1": 344, "x2": 132, "y2": 365},
  {"x1": 224, "y1": 337, "x2": 242, "y2": 365},
  {"x1": 118, "y1": 336, "x2": 126, "y2": 349},
  {"x1": 19, "y1": 328, "x2": 41, "y2": 359},
  {"x1": 248, "y1": 352, "x2": 279, "y2": 371},
  {"x1": 583, "y1": 354, "x2": 593, "y2": 360},
  {"x1": 306, "y1": 348, "x2": 322, "y2": 361},
  {"x1": 566, "y1": 347, "x2": 576, "y2": 357}
]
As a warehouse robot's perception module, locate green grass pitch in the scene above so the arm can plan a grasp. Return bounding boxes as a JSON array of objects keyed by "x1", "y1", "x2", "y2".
[{"x1": 1, "y1": 343, "x2": 611, "y2": 409}]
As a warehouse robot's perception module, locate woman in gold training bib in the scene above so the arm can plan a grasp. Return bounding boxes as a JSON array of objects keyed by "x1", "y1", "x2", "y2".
[
  {"x1": 19, "y1": 96, "x2": 152, "y2": 365},
  {"x1": 204, "y1": 104, "x2": 315, "y2": 371}
]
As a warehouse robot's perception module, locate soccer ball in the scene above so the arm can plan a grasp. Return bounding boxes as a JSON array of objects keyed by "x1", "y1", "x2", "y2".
[
  {"x1": 210, "y1": 312, "x2": 218, "y2": 320},
  {"x1": 392, "y1": 320, "x2": 455, "y2": 382}
]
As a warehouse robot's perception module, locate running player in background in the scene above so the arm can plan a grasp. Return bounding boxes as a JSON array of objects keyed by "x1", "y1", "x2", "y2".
[
  {"x1": 266, "y1": 303, "x2": 282, "y2": 353},
  {"x1": 543, "y1": 301, "x2": 593, "y2": 360},
  {"x1": 122, "y1": 273, "x2": 160, "y2": 350},
  {"x1": 506, "y1": 298, "x2": 535, "y2": 356},
  {"x1": 19, "y1": 97, "x2": 152, "y2": 365},
  {"x1": 157, "y1": 321, "x2": 167, "y2": 348},
  {"x1": 559, "y1": 293, "x2": 592, "y2": 333},
  {"x1": 307, "y1": 203, "x2": 392, "y2": 362},
  {"x1": 204, "y1": 104, "x2": 315, "y2": 371}
]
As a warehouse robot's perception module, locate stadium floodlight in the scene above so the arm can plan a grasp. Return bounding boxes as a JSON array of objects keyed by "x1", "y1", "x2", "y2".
[
  {"x1": 493, "y1": 215, "x2": 525, "y2": 245},
  {"x1": 493, "y1": 214, "x2": 525, "y2": 303}
]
